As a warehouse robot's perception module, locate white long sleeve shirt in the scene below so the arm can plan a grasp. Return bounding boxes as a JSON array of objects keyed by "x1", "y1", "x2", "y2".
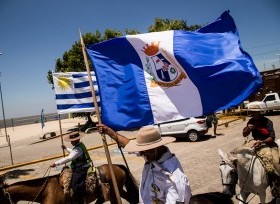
[
  {"x1": 139, "y1": 148, "x2": 192, "y2": 204},
  {"x1": 54, "y1": 146, "x2": 83, "y2": 166}
]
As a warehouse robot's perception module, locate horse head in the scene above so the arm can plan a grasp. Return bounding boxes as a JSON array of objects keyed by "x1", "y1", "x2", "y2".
[
  {"x1": 218, "y1": 149, "x2": 238, "y2": 197},
  {"x1": 219, "y1": 147, "x2": 270, "y2": 203}
]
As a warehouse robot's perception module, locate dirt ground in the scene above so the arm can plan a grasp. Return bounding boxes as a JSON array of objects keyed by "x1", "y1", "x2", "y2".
[{"x1": 1, "y1": 114, "x2": 280, "y2": 203}]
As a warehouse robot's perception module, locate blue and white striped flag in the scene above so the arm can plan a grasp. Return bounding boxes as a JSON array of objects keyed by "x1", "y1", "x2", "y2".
[
  {"x1": 52, "y1": 72, "x2": 99, "y2": 114},
  {"x1": 86, "y1": 11, "x2": 262, "y2": 131}
]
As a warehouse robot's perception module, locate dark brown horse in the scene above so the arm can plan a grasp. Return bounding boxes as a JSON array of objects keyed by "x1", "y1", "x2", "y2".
[
  {"x1": 190, "y1": 192, "x2": 233, "y2": 204},
  {"x1": 0, "y1": 164, "x2": 139, "y2": 204}
]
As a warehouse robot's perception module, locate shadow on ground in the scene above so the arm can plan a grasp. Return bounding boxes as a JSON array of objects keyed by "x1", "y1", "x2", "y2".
[{"x1": 1, "y1": 169, "x2": 35, "y2": 179}]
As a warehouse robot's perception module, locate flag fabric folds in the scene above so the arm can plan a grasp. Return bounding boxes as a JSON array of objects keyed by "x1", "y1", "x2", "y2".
[
  {"x1": 52, "y1": 72, "x2": 99, "y2": 114},
  {"x1": 86, "y1": 10, "x2": 262, "y2": 131}
]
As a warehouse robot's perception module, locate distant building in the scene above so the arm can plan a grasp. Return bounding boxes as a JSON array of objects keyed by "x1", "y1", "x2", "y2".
[{"x1": 249, "y1": 68, "x2": 280, "y2": 101}]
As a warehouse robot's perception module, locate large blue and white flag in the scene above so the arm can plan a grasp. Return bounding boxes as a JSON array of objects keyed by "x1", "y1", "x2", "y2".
[
  {"x1": 86, "y1": 11, "x2": 262, "y2": 130},
  {"x1": 52, "y1": 72, "x2": 99, "y2": 114}
]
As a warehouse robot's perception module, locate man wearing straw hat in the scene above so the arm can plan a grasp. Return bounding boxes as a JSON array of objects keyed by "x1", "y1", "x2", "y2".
[
  {"x1": 98, "y1": 124, "x2": 192, "y2": 204},
  {"x1": 243, "y1": 108, "x2": 280, "y2": 196},
  {"x1": 50, "y1": 132, "x2": 92, "y2": 203}
]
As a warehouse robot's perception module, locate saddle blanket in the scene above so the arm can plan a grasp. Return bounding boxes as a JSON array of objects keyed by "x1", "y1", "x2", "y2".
[{"x1": 60, "y1": 167, "x2": 98, "y2": 197}]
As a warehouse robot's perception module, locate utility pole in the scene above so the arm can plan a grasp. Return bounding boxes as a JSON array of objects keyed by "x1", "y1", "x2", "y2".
[
  {"x1": 0, "y1": 54, "x2": 14, "y2": 164},
  {"x1": 0, "y1": 72, "x2": 8, "y2": 143}
]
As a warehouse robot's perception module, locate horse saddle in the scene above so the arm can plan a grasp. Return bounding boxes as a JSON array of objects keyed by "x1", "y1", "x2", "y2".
[
  {"x1": 59, "y1": 166, "x2": 110, "y2": 200},
  {"x1": 243, "y1": 141, "x2": 280, "y2": 197}
]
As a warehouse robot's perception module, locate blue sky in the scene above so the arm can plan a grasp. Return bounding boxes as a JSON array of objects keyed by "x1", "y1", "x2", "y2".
[{"x1": 0, "y1": 0, "x2": 279, "y2": 118}]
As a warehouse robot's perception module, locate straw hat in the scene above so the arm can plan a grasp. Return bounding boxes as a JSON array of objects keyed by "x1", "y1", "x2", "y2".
[
  {"x1": 64, "y1": 132, "x2": 85, "y2": 142},
  {"x1": 124, "y1": 126, "x2": 175, "y2": 152}
]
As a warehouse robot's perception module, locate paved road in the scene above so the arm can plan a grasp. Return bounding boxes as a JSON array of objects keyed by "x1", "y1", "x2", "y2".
[{"x1": 1, "y1": 114, "x2": 280, "y2": 203}]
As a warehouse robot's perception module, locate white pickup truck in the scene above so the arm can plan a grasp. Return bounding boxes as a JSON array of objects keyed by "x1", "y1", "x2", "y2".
[{"x1": 246, "y1": 92, "x2": 280, "y2": 111}]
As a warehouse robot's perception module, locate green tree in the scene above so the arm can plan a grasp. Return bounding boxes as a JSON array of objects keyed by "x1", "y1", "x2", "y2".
[
  {"x1": 47, "y1": 18, "x2": 201, "y2": 86},
  {"x1": 148, "y1": 18, "x2": 201, "y2": 32}
]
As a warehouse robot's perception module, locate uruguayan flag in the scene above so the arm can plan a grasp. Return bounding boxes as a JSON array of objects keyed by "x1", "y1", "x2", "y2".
[
  {"x1": 86, "y1": 11, "x2": 262, "y2": 131},
  {"x1": 52, "y1": 72, "x2": 99, "y2": 114}
]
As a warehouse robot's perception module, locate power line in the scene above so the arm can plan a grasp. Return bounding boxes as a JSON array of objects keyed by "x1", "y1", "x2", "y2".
[
  {"x1": 245, "y1": 42, "x2": 280, "y2": 50},
  {"x1": 251, "y1": 49, "x2": 280, "y2": 57}
]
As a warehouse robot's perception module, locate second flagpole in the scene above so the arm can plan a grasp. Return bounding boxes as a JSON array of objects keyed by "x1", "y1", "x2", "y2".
[{"x1": 79, "y1": 30, "x2": 122, "y2": 204}]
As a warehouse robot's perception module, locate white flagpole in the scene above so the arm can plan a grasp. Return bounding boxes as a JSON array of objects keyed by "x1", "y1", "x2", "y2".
[{"x1": 79, "y1": 30, "x2": 122, "y2": 204}]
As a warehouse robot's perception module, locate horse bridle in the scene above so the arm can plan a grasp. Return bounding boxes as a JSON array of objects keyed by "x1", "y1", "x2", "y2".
[
  {"x1": 0, "y1": 185, "x2": 14, "y2": 204},
  {"x1": 220, "y1": 161, "x2": 238, "y2": 186},
  {"x1": 0, "y1": 167, "x2": 52, "y2": 204},
  {"x1": 220, "y1": 161, "x2": 250, "y2": 204},
  {"x1": 225, "y1": 154, "x2": 257, "y2": 204}
]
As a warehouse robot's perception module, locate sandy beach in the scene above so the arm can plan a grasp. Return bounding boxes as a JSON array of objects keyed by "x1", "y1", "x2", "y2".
[{"x1": 0, "y1": 117, "x2": 87, "y2": 145}]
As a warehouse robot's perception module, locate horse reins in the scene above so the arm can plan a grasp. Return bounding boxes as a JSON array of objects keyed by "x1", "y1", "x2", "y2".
[
  {"x1": 3, "y1": 189, "x2": 14, "y2": 204},
  {"x1": 1, "y1": 167, "x2": 51, "y2": 204},
  {"x1": 235, "y1": 155, "x2": 257, "y2": 204},
  {"x1": 115, "y1": 137, "x2": 131, "y2": 173},
  {"x1": 27, "y1": 167, "x2": 52, "y2": 204}
]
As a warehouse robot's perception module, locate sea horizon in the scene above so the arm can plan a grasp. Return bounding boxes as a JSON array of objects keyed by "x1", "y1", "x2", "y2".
[{"x1": 0, "y1": 113, "x2": 69, "y2": 128}]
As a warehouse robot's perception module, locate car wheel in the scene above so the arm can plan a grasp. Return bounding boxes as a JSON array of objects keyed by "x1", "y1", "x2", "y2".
[{"x1": 187, "y1": 130, "x2": 200, "y2": 142}]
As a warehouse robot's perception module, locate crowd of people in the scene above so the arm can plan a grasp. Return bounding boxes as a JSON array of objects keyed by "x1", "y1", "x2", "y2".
[{"x1": 48, "y1": 109, "x2": 279, "y2": 203}]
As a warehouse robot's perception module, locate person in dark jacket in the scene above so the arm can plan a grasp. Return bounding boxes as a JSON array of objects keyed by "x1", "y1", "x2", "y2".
[
  {"x1": 206, "y1": 113, "x2": 222, "y2": 137},
  {"x1": 243, "y1": 108, "x2": 280, "y2": 196},
  {"x1": 50, "y1": 132, "x2": 92, "y2": 203}
]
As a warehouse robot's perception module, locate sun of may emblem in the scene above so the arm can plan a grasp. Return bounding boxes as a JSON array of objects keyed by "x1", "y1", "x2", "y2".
[
  {"x1": 142, "y1": 41, "x2": 187, "y2": 88},
  {"x1": 57, "y1": 76, "x2": 72, "y2": 90}
]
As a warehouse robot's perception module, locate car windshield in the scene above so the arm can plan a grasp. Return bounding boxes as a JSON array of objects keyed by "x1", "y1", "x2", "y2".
[{"x1": 155, "y1": 116, "x2": 206, "y2": 125}]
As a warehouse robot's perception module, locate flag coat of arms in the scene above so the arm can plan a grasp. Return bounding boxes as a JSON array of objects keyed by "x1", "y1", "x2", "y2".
[
  {"x1": 86, "y1": 11, "x2": 262, "y2": 130},
  {"x1": 52, "y1": 72, "x2": 99, "y2": 114}
]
